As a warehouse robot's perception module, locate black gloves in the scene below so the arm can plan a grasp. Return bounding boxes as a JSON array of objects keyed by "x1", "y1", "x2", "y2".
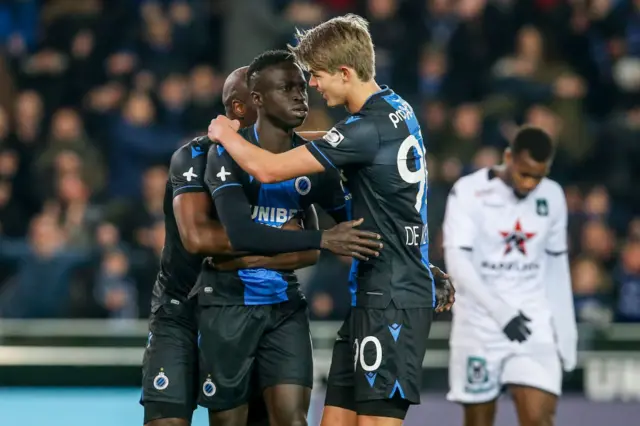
[{"x1": 503, "y1": 311, "x2": 532, "y2": 342}]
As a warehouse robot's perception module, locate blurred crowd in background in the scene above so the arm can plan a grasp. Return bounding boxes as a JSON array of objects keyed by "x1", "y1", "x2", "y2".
[{"x1": 0, "y1": 0, "x2": 637, "y2": 324}]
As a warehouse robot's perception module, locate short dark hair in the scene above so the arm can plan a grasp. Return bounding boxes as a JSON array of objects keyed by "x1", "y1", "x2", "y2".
[
  {"x1": 511, "y1": 126, "x2": 554, "y2": 162},
  {"x1": 247, "y1": 50, "x2": 296, "y2": 90}
]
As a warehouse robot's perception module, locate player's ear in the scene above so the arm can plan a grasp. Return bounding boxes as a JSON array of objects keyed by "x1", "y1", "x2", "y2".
[
  {"x1": 503, "y1": 147, "x2": 512, "y2": 165},
  {"x1": 251, "y1": 91, "x2": 263, "y2": 108},
  {"x1": 232, "y1": 100, "x2": 245, "y2": 119},
  {"x1": 339, "y1": 66, "x2": 350, "y2": 82}
]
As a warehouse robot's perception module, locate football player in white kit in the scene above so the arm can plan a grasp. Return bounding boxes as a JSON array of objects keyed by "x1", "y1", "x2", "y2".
[{"x1": 442, "y1": 126, "x2": 577, "y2": 426}]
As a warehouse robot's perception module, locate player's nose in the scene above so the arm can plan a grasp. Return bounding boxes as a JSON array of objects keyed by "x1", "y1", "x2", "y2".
[{"x1": 309, "y1": 75, "x2": 318, "y2": 87}]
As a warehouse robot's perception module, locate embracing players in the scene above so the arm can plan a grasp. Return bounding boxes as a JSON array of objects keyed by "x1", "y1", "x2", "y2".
[
  {"x1": 195, "y1": 49, "x2": 368, "y2": 426},
  {"x1": 139, "y1": 63, "x2": 379, "y2": 426},
  {"x1": 206, "y1": 14, "x2": 454, "y2": 426},
  {"x1": 443, "y1": 127, "x2": 577, "y2": 426}
]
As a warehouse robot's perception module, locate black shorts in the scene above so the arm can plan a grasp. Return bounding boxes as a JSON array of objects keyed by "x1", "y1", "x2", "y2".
[
  {"x1": 197, "y1": 298, "x2": 313, "y2": 411},
  {"x1": 140, "y1": 298, "x2": 198, "y2": 423},
  {"x1": 325, "y1": 305, "x2": 433, "y2": 416}
]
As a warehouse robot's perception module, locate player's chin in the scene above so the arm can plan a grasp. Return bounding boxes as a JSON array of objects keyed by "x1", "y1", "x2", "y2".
[{"x1": 287, "y1": 113, "x2": 307, "y2": 127}]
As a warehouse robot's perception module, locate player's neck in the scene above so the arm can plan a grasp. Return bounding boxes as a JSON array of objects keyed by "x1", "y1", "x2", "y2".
[
  {"x1": 345, "y1": 80, "x2": 382, "y2": 114},
  {"x1": 255, "y1": 117, "x2": 294, "y2": 154}
]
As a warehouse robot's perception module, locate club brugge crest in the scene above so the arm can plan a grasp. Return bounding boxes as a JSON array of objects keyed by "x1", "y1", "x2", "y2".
[
  {"x1": 153, "y1": 370, "x2": 169, "y2": 391},
  {"x1": 203, "y1": 376, "x2": 216, "y2": 397},
  {"x1": 536, "y1": 198, "x2": 548, "y2": 216},
  {"x1": 295, "y1": 176, "x2": 311, "y2": 195}
]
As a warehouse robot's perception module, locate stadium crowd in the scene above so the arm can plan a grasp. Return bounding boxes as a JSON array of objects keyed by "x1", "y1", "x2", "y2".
[{"x1": 0, "y1": 0, "x2": 637, "y2": 324}]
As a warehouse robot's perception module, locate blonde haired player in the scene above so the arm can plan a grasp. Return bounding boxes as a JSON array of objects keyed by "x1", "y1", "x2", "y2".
[
  {"x1": 206, "y1": 14, "x2": 454, "y2": 426},
  {"x1": 443, "y1": 126, "x2": 577, "y2": 426}
]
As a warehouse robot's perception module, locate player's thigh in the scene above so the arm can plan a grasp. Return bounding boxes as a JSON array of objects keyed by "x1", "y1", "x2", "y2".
[
  {"x1": 197, "y1": 304, "x2": 266, "y2": 411},
  {"x1": 246, "y1": 369, "x2": 270, "y2": 426},
  {"x1": 503, "y1": 353, "x2": 561, "y2": 426},
  {"x1": 141, "y1": 302, "x2": 198, "y2": 424},
  {"x1": 324, "y1": 310, "x2": 356, "y2": 418},
  {"x1": 447, "y1": 344, "x2": 505, "y2": 406},
  {"x1": 263, "y1": 384, "x2": 312, "y2": 426},
  {"x1": 352, "y1": 307, "x2": 432, "y2": 409},
  {"x1": 256, "y1": 299, "x2": 314, "y2": 391}
]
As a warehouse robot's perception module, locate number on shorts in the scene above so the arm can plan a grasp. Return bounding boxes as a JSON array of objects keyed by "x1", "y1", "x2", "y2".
[
  {"x1": 353, "y1": 336, "x2": 382, "y2": 372},
  {"x1": 396, "y1": 134, "x2": 428, "y2": 213}
]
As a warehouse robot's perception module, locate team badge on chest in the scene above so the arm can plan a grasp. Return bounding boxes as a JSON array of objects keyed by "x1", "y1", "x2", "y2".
[
  {"x1": 294, "y1": 176, "x2": 311, "y2": 195},
  {"x1": 536, "y1": 198, "x2": 548, "y2": 216}
]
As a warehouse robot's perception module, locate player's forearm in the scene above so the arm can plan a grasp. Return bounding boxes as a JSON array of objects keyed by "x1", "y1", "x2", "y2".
[
  {"x1": 444, "y1": 248, "x2": 519, "y2": 327},
  {"x1": 241, "y1": 250, "x2": 320, "y2": 270},
  {"x1": 546, "y1": 252, "x2": 577, "y2": 338},
  {"x1": 182, "y1": 221, "x2": 246, "y2": 256},
  {"x1": 215, "y1": 189, "x2": 323, "y2": 254}
]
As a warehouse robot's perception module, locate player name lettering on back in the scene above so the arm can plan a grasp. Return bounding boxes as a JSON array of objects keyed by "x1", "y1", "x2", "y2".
[
  {"x1": 250, "y1": 206, "x2": 298, "y2": 226},
  {"x1": 405, "y1": 224, "x2": 428, "y2": 247},
  {"x1": 388, "y1": 100, "x2": 415, "y2": 129}
]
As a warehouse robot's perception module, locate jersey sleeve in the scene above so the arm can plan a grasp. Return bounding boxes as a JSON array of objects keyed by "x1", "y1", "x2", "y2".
[
  {"x1": 442, "y1": 180, "x2": 478, "y2": 250},
  {"x1": 169, "y1": 146, "x2": 208, "y2": 197},
  {"x1": 546, "y1": 186, "x2": 568, "y2": 254},
  {"x1": 204, "y1": 145, "x2": 243, "y2": 200},
  {"x1": 306, "y1": 117, "x2": 380, "y2": 169},
  {"x1": 314, "y1": 170, "x2": 347, "y2": 214}
]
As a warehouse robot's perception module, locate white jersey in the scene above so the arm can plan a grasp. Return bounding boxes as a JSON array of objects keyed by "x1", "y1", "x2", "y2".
[{"x1": 443, "y1": 168, "x2": 567, "y2": 344}]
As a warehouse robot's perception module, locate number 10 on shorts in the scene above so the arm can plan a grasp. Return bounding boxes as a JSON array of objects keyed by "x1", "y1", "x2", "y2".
[{"x1": 353, "y1": 336, "x2": 383, "y2": 372}]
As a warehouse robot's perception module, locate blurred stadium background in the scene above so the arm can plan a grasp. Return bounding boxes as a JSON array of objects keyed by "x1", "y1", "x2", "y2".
[{"x1": 0, "y1": 0, "x2": 639, "y2": 425}]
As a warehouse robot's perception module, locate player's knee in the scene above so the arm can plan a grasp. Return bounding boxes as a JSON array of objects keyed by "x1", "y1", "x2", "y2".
[
  {"x1": 517, "y1": 406, "x2": 555, "y2": 426},
  {"x1": 270, "y1": 405, "x2": 307, "y2": 426},
  {"x1": 463, "y1": 402, "x2": 497, "y2": 426},
  {"x1": 208, "y1": 405, "x2": 248, "y2": 426}
]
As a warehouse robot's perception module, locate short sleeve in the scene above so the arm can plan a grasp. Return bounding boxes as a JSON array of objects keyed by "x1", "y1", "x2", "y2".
[
  {"x1": 442, "y1": 181, "x2": 478, "y2": 250},
  {"x1": 546, "y1": 187, "x2": 568, "y2": 254},
  {"x1": 169, "y1": 145, "x2": 208, "y2": 198},
  {"x1": 306, "y1": 116, "x2": 379, "y2": 169},
  {"x1": 204, "y1": 145, "x2": 243, "y2": 200}
]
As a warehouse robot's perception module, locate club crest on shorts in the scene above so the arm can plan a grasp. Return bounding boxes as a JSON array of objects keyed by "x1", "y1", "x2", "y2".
[
  {"x1": 203, "y1": 376, "x2": 216, "y2": 397},
  {"x1": 153, "y1": 370, "x2": 169, "y2": 391},
  {"x1": 294, "y1": 176, "x2": 311, "y2": 195},
  {"x1": 465, "y1": 356, "x2": 494, "y2": 394}
]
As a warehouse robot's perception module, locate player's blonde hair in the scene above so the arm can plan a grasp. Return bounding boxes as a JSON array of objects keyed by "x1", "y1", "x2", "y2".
[{"x1": 289, "y1": 14, "x2": 375, "y2": 82}]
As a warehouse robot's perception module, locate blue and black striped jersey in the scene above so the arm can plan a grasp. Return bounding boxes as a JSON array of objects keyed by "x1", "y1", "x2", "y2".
[{"x1": 306, "y1": 86, "x2": 435, "y2": 309}]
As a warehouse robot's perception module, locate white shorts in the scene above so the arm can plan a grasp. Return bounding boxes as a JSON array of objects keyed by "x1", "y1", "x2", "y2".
[{"x1": 447, "y1": 344, "x2": 562, "y2": 404}]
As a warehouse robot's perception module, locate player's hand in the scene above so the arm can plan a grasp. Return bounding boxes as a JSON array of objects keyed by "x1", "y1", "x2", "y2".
[
  {"x1": 282, "y1": 216, "x2": 304, "y2": 231},
  {"x1": 431, "y1": 264, "x2": 455, "y2": 313},
  {"x1": 502, "y1": 311, "x2": 532, "y2": 343},
  {"x1": 207, "y1": 115, "x2": 240, "y2": 143},
  {"x1": 321, "y1": 218, "x2": 382, "y2": 261}
]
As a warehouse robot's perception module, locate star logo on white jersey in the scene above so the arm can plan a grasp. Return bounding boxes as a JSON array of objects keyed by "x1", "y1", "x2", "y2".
[
  {"x1": 183, "y1": 167, "x2": 197, "y2": 182},
  {"x1": 499, "y1": 219, "x2": 536, "y2": 255},
  {"x1": 216, "y1": 166, "x2": 231, "y2": 181}
]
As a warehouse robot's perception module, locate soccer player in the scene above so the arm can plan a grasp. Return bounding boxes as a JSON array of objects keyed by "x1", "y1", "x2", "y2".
[
  {"x1": 196, "y1": 49, "x2": 372, "y2": 426},
  {"x1": 205, "y1": 14, "x2": 455, "y2": 426},
  {"x1": 443, "y1": 127, "x2": 577, "y2": 426},
  {"x1": 140, "y1": 66, "x2": 325, "y2": 426}
]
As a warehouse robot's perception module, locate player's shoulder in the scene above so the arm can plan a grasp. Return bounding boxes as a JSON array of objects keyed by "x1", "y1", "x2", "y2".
[
  {"x1": 537, "y1": 177, "x2": 565, "y2": 202},
  {"x1": 451, "y1": 168, "x2": 493, "y2": 195},
  {"x1": 171, "y1": 136, "x2": 211, "y2": 166}
]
